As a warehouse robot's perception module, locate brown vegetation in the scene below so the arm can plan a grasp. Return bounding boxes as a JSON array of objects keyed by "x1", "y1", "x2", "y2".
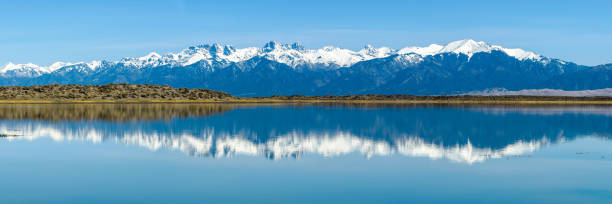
[{"x1": 0, "y1": 84, "x2": 232, "y2": 100}]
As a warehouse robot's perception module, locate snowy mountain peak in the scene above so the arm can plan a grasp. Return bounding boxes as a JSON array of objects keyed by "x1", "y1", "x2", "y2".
[
  {"x1": 140, "y1": 52, "x2": 162, "y2": 60},
  {"x1": 118, "y1": 52, "x2": 167, "y2": 67},
  {"x1": 262, "y1": 41, "x2": 307, "y2": 52},
  {"x1": 359, "y1": 45, "x2": 394, "y2": 59},
  {"x1": 495, "y1": 47, "x2": 542, "y2": 61},
  {"x1": 361, "y1": 44, "x2": 377, "y2": 54},
  {"x1": 263, "y1": 41, "x2": 285, "y2": 52},
  {"x1": 290, "y1": 42, "x2": 304, "y2": 50},
  {"x1": 208, "y1": 43, "x2": 226, "y2": 54},
  {"x1": 438, "y1": 39, "x2": 542, "y2": 60},
  {"x1": 0, "y1": 62, "x2": 48, "y2": 77},
  {"x1": 223, "y1": 45, "x2": 235, "y2": 55},
  {"x1": 1, "y1": 62, "x2": 41, "y2": 73},
  {"x1": 48, "y1": 62, "x2": 75, "y2": 72},
  {"x1": 81, "y1": 61, "x2": 103, "y2": 70},
  {"x1": 395, "y1": 39, "x2": 542, "y2": 61},
  {"x1": 1, "y1": 62, "x2": 17, "y2": 73},
  {"x1": 439, "y1": 39, "x2": 492, "y2": 57},
  {"x1": 398, "y1": 44, "x2": 444, "y2": 56}
]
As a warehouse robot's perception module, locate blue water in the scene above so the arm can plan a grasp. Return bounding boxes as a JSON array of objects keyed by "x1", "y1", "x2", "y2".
[{"x1": 0, "y1": 104, "x2": 611, "y2": 203}]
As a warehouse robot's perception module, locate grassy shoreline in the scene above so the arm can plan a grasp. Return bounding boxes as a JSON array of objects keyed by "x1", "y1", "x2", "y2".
[
  {"x1": 1, "y1": 84, "x2": 611, "y2": 105},
  {"x1": 1, "y1": 98, "x2": 612, "y2": 105}
]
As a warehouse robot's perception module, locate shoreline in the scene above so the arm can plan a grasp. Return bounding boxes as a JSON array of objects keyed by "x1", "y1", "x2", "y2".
[
  {"x1": 1, "y1": 98, "x2": 612, "y2": 105},
  {"x1": 1, "y1": 84, "x2": 611, "y2": 105}
]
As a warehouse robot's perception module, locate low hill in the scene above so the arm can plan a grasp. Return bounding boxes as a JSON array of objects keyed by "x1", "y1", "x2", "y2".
[{"x1": 0, "y1": 84, "x2": 232, "y2": 100}]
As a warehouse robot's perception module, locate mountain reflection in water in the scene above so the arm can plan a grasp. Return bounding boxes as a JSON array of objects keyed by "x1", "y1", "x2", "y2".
[{"x1": 0, "y1": 104, "x2": 610, "y2": 164}]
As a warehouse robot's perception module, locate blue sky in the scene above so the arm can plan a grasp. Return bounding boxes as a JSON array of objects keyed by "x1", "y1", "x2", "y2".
[{"x1": 1, "y1": 0, "x2": 611, "y2": 66}]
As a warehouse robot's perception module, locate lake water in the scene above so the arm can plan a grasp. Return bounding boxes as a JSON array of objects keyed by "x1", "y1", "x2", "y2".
[{"x1": 0, "y1": 104, "x2": 611, "y2": 203}]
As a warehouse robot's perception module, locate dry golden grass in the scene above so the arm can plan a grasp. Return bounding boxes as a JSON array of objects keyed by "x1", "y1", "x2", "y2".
[{"x1": 0, "y1": 103, "x2": 234, "y2": 121}]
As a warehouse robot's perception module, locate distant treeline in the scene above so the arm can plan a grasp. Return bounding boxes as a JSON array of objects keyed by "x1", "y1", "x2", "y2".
[{"x1": 0, "y1": 84, "x2": 232, "y2": 100}]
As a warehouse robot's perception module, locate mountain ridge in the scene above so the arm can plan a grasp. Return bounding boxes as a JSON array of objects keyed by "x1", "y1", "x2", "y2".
[
  {"x1": 1, "y1": 39, "x2": 610, "y2": 96},
  {"x1": 1, "y1": 39, "x2": 547, "y2": 74}
]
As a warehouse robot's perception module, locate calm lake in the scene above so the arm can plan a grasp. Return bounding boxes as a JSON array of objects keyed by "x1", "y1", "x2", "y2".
[{"x1": 0, "y1": 104, "x2": 611, "y2": 203}]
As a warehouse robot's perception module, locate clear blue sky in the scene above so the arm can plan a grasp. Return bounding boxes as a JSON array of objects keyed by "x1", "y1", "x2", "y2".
[{"x1": 1, "y1": 0, "x2": 611, "y2": 66}]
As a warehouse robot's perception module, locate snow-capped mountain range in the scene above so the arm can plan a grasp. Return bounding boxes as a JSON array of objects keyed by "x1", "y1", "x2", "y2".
[
  {"x1": 1, "y1": 39, "x2": 541, "y2": 75},
  {"x1": 0, "y1": 61, "x2": 101, "y2": 77},
  {"x1": 1, "y1": 39, "x2": 610, "y2": 96}
]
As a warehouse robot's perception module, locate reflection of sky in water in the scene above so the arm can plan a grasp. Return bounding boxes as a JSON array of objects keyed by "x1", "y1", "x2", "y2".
[{"x1": 0, "y1": 105, "x2": 611, "y2": 203}]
